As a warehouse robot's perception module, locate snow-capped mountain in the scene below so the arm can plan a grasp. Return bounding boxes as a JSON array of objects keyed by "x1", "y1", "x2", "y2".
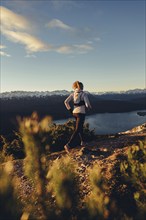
[
  {"x1": 0, "y1": 90, "x2": 71, "y2": 99},
  {"x1": 0, "y1": 88, "x2": 145, "y2": 99},
  {"x1": 92, "y1": 88, "x2": 146, "y2": 95}
]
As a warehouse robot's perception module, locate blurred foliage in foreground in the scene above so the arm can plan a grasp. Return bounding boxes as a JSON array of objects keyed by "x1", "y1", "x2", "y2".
[
  {"x1": 0, "y1": 163, "x2": 22, "y2": 220},
  {"x1": 0, "y1": 112, "x2": 95, "y2": 161},
  {"x1": 120, "y1": 141, "x2": 146, "y2": 219},
  {"x1": 0, "y1": 112, "x2": 146, "y2": 219}
]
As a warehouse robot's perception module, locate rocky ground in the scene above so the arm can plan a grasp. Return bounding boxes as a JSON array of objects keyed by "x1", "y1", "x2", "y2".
[{"x1": 48, "y1": 123, "x2": 146, "y2": 162}]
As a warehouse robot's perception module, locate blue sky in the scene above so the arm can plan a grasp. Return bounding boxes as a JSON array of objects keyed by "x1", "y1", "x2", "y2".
[{"x1": 0, "y1": 0, "x2": 145, "y2": 92}]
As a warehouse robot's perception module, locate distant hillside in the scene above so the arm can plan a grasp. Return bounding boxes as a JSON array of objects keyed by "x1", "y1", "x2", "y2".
[
  {"x1": 0, "y1": 88, "x2": 145, "y2": 99},
  {"x1": 0, "y1": 89, "x2": 146, "y2": 135}
]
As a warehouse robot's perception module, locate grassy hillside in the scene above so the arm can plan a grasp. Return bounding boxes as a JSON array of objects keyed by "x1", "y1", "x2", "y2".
[{"x1": 0, "y1": 113, "x2": 146, "y2": 220}]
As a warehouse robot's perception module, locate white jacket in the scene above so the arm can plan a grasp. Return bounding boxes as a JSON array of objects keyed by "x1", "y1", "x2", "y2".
[{"x1": 64, "y1": 89, "x2": 91, "y2": 114}]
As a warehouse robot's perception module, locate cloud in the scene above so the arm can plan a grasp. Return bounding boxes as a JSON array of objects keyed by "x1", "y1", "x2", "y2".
[
  {"x1": 74, "y1": 44, "x2": 93, "y2": 51},
  {"x1": 94, "y1": 37, "x2": 101, "y2": 42},
  {"x1": 0, "y1": 44, "x2": 11, "y2": 57},
  {"x1": 46, "y1": 19, "x2": 75, "y2": 31},
  {"x1": 0, "y1": 6, "x2": 51, "y2": 53},
  {"x1": 2, "y1": 29, "x2": 52, "y2": 53},
  {"x1": 0, "y1": 51, "x2": 11, "y2": 57},
  {"x1": 46, "y1": 19, "x2": 100, "y2": 44},
  {"x1": 86, "y1": 41, "x2": 93, "y2": 44},
  {"x1": 56, "y1": 44, "x2": 93, "y2": 54},
  {"x1": 56, "y1": 45, "x2": 73, "y2": 54},
  {"x1": 0, "y1": 6, "x2": 94, "y2": 55},
  {"x1": 0, "y1": 6, "x2": 29, "y2": 30},
  {"x1": 0, "y1": 44, "x2": 6, "y2": 49},
  {"x1": 25, "y1": 54, "x2": 36, "y2": 58}
]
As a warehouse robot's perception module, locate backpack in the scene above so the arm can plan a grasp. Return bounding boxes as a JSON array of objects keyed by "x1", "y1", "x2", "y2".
[{"x1": 73, "y1": 91, "x2": 85, "y2": 106}]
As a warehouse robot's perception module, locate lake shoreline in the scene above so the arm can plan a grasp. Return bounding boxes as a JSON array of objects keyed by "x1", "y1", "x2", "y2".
[
  {"x1": 55, "y1": 110, "x2": 146, "y2": 135},
  {"x1": 0, "y1": 109, "x2": 146, "y2": 136}
]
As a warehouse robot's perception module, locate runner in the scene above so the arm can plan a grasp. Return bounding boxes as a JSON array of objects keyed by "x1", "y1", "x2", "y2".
[{"x1": 64, "y1": 81, "x2": 92, "y2": 153}]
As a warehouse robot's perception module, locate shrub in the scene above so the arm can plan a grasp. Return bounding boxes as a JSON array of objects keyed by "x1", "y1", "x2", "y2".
[
  {"x1": 18, "y1": 112, "x2": 96, "y2": 153},
  {"x1": 86, "y1": 164, "x2": 110, "y2": 220},
  {"x1": 16, "y1": 112, "x2": 96, "y2": 219},
  {"x1": 0, "y1": 163, "x2": 22, "y2": 220},
  {"x1": 0, "y1": 136, "x2": 14, "y2": 163},
  {"x1": 0, "y1": 132, "x2": 25, "y2": 162},
  {"x1": 39, "y1": 118, "x2": 95, "y2": 151},
  {"x1": 47, "y1": 156, "x2": 80, "y2": 219},
  {"x1": 18, "y1": 112, "x2": 52, "y2": 219},
  {"x1": 120, "y1": 141, "x2": 146, "y2": 219}
]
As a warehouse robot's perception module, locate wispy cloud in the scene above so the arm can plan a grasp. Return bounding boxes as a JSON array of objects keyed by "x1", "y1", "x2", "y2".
[
  {"x1": 2, "y1": 29, "x2": 52, "y2": 53},
  {"x1": 56, "y1": 45, "x2": 73, "y2": 54},
  {"x1": 0, "y1": 44, "x2": 6, "y2": 49},
  {"x1": 86, "y1": 41, "x2": 93, "y2": 44},
  {"x1": 0, "y1": 51, "x2": 11, "y2": 57},
  {"x1": 94, "y1": 37, "x2": 101, "y2": 42},
  {"x1": 1, "y1": 6, "x2": 29, "y2": 30},
  {"x1": 46, "y1": 18, "x2": 100, "y2": 44},
  {"x1": 0, "y1": 6, "x2": 95, "y2": 55},
  {"x1": 74, "y1": 44, "x2": 93, "y2": 52},
  {"x1": 25, "y1": 54, "x2": 36, "y2": 58},
  {"x1": 0, "y1": 44, "x2": 11, "y2": 57},
  {"x1": 56, "y1": 44, "x2": 93, "y2": 54},
  {"x1": 0, "y1": 6, "x2": 51, "y2": 53},
  {"x1": 46, "y1": 19, "x2": 75, "y2": 32}
]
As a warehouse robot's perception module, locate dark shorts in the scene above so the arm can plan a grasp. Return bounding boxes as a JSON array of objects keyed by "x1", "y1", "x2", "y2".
[{"x1": 73, "y1": 113, "x2": 85, "y2": 121}]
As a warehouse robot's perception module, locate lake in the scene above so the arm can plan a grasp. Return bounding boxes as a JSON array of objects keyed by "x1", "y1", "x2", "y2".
[{"x1": 55, "y1": 110, "x2": 146, "y2": 134}]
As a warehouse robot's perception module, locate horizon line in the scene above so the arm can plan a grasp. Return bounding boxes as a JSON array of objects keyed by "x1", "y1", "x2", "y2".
[{"x1": 0, "y1": 88, "x2": 145, "y2": 94}]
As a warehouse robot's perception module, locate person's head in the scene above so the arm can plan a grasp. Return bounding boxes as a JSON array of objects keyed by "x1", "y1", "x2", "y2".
[{"x1": 72, "y1": 81, "x2": 84, "y2": 91}]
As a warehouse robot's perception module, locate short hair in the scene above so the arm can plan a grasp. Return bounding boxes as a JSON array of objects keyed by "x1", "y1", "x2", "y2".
[{"x1": 72, "y1": 81, "x2": 84, "y2": 90}]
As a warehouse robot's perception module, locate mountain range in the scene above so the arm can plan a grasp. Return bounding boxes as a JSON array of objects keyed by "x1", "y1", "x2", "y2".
[
  {"x1": 0, "y1": 88, "x2": 145, "y2": 135},
  {"x1": 0, "y1": 88, "x2": 145, "y2": 99}
]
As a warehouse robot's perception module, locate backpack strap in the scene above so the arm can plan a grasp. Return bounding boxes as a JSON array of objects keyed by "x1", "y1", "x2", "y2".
[
  {"x1": 80, "y1": 91, "x2": 84, "y2": 100},
  {"x1": 73, "y1": 91, "x2": 85, "y2": 107}
]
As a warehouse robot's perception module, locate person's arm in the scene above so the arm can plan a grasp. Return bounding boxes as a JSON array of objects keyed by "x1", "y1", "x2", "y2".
[
  {"x1": 84, "y1": 93, "x2": 92, "y2": 109},
  {"x1": 64, "y1": 93, "x2": 73, "y2": 112}
]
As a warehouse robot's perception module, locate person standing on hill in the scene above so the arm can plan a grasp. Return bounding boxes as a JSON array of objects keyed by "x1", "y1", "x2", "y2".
[{"x1": 64, "y1": 81, "x2": 92, "y2": 153}]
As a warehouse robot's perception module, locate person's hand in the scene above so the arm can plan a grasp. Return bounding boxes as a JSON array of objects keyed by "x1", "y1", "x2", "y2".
[
  {"x1": 69, "y1": 108, "x2": 73, "y2": 114},
  {"x1": 87, "y1": 106, "x2": 92, "y2": 111}
]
